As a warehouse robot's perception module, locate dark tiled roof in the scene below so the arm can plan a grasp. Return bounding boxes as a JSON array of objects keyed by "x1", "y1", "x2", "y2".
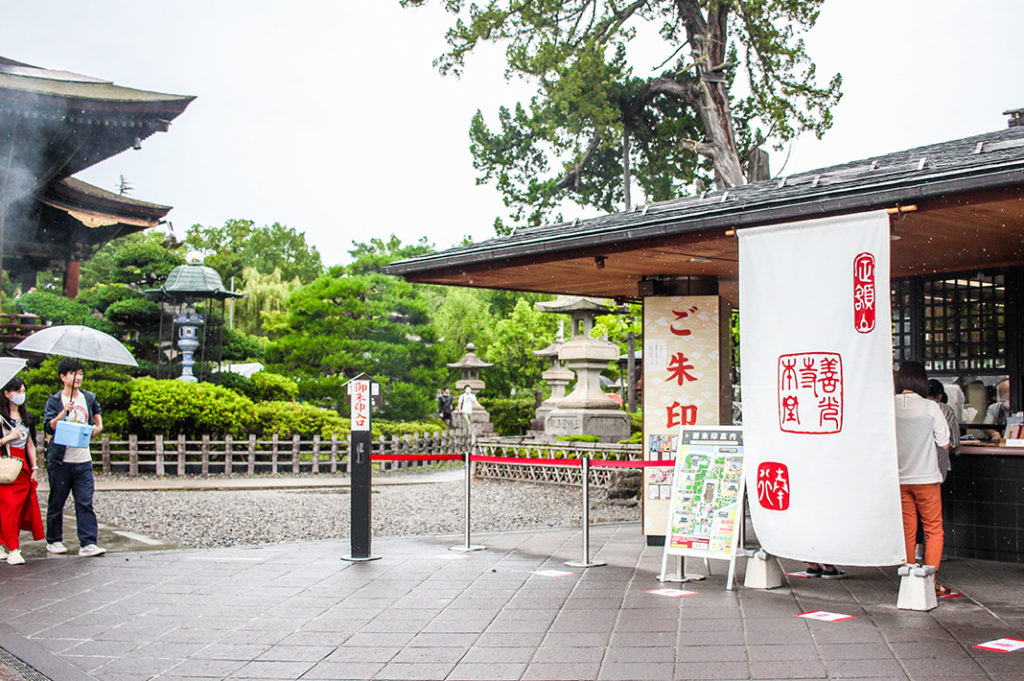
[{"x1": 387, "y1": 126, "x2": 1024, "y2": 275}]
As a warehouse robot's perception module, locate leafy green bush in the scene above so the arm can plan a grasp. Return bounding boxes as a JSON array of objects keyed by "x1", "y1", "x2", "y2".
[
  {"x1": 247, "y1": 371, "x2": 298, "y2": 402},
  {"x1": 105, "y1": 298, "x2": 162, "y2": 329},
  {"x1": 128, "y1": 378, "x2": 257, "y2": 437},
  {"x1": 630, "y1": 410, "x2": 642, "y2": 434},
  {"x1": 209, "y1": 371, "x2": 253, "y2": 396},
  {"x1": 223, "y1": 328, "x2": 265, "y2": 361},
  {"x1": 375, "y1": 420, "x2": 445, "y2": 437},
  {"x1": 481, "y1": 397, "x2": 535, "y2": 436},
  {"x1": 295, "y1": 376, "x2": 344, "y2": 410},
  {"x1": 16, "y1": 290, "x2": 93, "y2": 325},
  {"x1": 254, "y1": 400, "x2": 349, "y2": 437},
  {"x1": 556, "y1": 434, "x2": 601, "y2": 443},
  {"x1": 76, "y1": 284, "x2": 141, "y2": 313}
]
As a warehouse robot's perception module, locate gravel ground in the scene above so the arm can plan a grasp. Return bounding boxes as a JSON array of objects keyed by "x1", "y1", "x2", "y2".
[{"x1": 93, "y1": 480, "x2": 640, "y2": 549}]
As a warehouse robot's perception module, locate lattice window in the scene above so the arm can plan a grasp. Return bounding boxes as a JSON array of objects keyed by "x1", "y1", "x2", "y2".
[
  {"x1": 891, "y1": 279, "x2": 913, "y2": 364},
  {"x1": 921, "y1": 273, "x2": 1006, "y2": 373}
]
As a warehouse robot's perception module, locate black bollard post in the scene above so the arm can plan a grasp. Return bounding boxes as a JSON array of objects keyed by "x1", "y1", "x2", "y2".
[{"x1": 342, "y1": 374, "x2": 381, "y2": 563}]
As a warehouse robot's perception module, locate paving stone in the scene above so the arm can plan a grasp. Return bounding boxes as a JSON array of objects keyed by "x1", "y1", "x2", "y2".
[
  {"x1": 672, "y1": 660, "x2": 751, "y2": 679},
  {"x1": 373, "y1": 661, "x2": 458, "y2": 680},
  {"x1": 521, "y1": 661, "x2": 602, "y2": 680},
  {"x1": 461, "y1": 646, "x2": 536, "y2": 663},
  {"x1": 749, "y1": 658, "x2": 829, "y2": 678},
  {"x1": 599, "y1": 660, "x2": 675, "y2": 680},
  {"x1": 447, "y1": 661, "x2": 528, "y2": 680}
]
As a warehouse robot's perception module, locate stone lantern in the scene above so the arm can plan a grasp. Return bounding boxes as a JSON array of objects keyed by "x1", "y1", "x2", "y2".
[
  {"x1": 447, "y1": 343, "x2": 495, "y2": 435},
  {"x1": 531, "y1": 321, "x2": 574, "y2": 432},
  {"x1": 535, "y1": 296, "x2": 630, "y2": 442}
]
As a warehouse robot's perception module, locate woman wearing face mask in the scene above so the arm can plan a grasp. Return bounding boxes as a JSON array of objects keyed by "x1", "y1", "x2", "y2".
[{"x1": 0, "y1": 377, "x2": 44, "y2": 565}]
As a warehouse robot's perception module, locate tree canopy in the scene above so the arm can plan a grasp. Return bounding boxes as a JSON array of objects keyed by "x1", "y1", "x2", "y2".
[
  {"x1": 184, "y1": 219, "x2": 323, "y2": 286},
  {"x1": 403, "y1": 0, "x2": 842, "y2": 228}
]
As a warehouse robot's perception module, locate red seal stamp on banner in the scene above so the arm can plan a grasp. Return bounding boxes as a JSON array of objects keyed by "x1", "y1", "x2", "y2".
[
  {"x1": 853, "y1": 252, "x2": 876, "y2": 334},
  {"x1": 757, "y1": 461, "x2": 790, "y2": 511},
  {"x1": 778, "y1": 352, "x2": 843, "y2": 434}
]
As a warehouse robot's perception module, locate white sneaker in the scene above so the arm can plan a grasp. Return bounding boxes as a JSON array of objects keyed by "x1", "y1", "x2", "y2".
[
  {"x1": 0, "y1": 545, "x2": 8, "y2": 560},
  {"x1": 46, "y1": 542, "x2": 68, "y2": 554},
  {"x1": 79, "y1": 544, "x2": 106, "y2": 557},
  {"x1": 6, "y1": 549, "x2": 25, "y2": 565}
]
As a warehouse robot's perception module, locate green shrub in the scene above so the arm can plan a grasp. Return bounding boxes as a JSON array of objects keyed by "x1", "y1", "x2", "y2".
[
  {"x1": 76, "y1": 284, "x2": 141, "y2": 313},
  {"x1": 481, "y1": 397, "x2": 535, "y2": 436},
  {"x1": 247, "y1": 371, "x2": 298, "y2": 402},
  {"x1": 295, "y1": 376, "x2": 344, "y2": 410},
  {"x1": 556, "y1": 434, "x2": 601, "y2": 443},
  {"x1": 16, "y1": 290, "x2": 93, "y2": 325},
  {"x1": 210, "y1": 371, "x2": 253, "y2": 396},
  {"x1": 223, "y1": 328, "x2": 265, "y2": 361},
  {"x1": 254, "y1": 400, "x2": 349, "y2": 438},
  {"x1": 630, "y1": 409, "x2": 643, "y2": 434},
  {"x1": 105, "y1": 298, "x2": 162, "y2": 328},
  {"x1": 128, "y1": 377, "x2": 257, "y2": 437},
  {"x1": 375, "y1": 420, "x2": 445, "y2": 437}
]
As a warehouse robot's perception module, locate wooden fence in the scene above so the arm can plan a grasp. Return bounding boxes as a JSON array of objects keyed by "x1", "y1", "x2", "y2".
[
  {"x1": 32, "y1": 432, "x2": 644, "y2": 486},
  {"x1": 34, "y1": 431, "x2": 471, "y2": 476}
]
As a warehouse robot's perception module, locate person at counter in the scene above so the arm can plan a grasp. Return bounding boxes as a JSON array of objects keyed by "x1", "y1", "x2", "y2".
[{"x1": 983, "y1": 379, "x2": 1010, "y2": 444}]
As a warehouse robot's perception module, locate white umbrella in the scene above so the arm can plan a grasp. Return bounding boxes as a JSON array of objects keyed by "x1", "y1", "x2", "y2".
[
  {"x1": 0, "y1": 357, "x2": 27, "y2": 388},
  {"x1": 14, "y1": 325, "x2": 138, "y2": 367}
]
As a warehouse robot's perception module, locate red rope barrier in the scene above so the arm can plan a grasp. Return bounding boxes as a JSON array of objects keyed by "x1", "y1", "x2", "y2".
[{"x1": 370, "y1": 454, "x2": 464, "y2": 462}]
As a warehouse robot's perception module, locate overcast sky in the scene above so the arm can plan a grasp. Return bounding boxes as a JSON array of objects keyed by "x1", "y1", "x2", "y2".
[{"x1": 2, "y1": 1, "x2": 1021, "y2": 267}]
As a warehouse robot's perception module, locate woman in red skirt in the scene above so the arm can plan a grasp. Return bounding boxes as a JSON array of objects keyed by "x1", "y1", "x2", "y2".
[{"x1": 0, "y1": 376, "x2": 44, "y2": 565}]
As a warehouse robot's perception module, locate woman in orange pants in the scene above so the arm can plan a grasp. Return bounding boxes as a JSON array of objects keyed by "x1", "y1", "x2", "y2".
[
  {"x1": 0, "y1": 376, "x2": 44, "y2": 565},
  {"x1": 893, "y1": 362, "x2": 951, "y2": 596}
]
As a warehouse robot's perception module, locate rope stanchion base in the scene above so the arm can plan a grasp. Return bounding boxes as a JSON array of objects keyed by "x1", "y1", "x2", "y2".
[
  {"x1": 340, "y1": 554, "x2": 382, "y2": 563},
  {"x1": 449, "y1": 544, "x2": 486, "y2": 553},
  {"x1": 566, "y1": 559, "x2": 607, "y2": 568}
]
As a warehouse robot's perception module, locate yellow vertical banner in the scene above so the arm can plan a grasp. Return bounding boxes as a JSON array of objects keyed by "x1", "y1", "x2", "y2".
[{"x1": 642, "y1": 296, "x2": 729, "y2": 537}]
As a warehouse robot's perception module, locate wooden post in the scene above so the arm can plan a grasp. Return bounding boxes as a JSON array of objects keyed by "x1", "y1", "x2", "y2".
[
  {"x1": 155, "y1": 434, "x2": 165, "y2": 476},
  {"x1": 330, "y1": 435, "x2": 338, "y2": 473},
  {"x1": 312, "y1": 435, "x2": 321, "y2": 474},
  {"x1": 247, "y1": 434, "x2": 256, "y2": 475},
  {"x1": 292, "y1": 434, "x2": 301, "y2": 473},
  {"x1": 225, "y1": 434, "x2": 233, "y2": 475},
  {"x1": 101, "y1": 434, "x2": 111, "y2": 474},
  {"x1": 177, "y1": 434, "x2": 186, "y2": 475},
  {"x1": 201, "y1": 435, "x2": 210, "y2": 475},
  {"x1": 129, "y1": 434, "x2": 138, "y2": 476},
  {"x1": 271, "y1": 434, "x2": 279, "y2": 474}
]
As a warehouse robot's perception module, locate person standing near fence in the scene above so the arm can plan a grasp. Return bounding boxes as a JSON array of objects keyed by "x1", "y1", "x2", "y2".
[
  {"x1": 457, "y1": 386, "x2": 480, "y2": 429},
  {"x1": 0, "y1": 377, "x2": 43, "y2": 565},
  {"x1": 437, "y1": 387, "x2": 453, "y2": 427},
  {"x1": 42, "y1": 358, "x2": 106, "y2": 557}
]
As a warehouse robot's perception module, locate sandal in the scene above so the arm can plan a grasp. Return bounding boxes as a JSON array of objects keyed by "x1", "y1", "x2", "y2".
[{"x1": 934, "y1": 582, "x2": 952, "y2": 597}]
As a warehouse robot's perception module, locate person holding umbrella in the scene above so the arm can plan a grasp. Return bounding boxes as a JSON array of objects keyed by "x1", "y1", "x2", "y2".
[
  {"x1": 0, "y1": 376, "x2": 43, "y2": 565},
  {"x1": 42, "y1": 358, "x2": 105, "y2": 557}
]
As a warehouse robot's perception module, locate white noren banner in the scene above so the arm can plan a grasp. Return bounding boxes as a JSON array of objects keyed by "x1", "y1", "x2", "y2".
[{"x1": 738, "y1": 211, "x2": 904, "y2": 566}]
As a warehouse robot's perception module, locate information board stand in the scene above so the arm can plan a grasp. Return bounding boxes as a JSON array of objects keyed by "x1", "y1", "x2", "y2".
[{"x1": 658, "y1": 426, "x2": 745, "y2": 590}]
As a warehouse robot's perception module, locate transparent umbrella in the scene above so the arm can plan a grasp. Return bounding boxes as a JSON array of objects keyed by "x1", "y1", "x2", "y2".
[
  {"x1": 14, "y1": 325, "x2": 138, "y2": 367},
  {"x1": 0, "y1": 357, "x2": 27, "y2": 388}
]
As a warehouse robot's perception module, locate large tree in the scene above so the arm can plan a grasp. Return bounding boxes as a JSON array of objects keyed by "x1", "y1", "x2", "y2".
[
  {"x1": 403, "y1": 0, "x2": 841, "y2": 228},
  {"x1": 184, "y1": 219, "x2": 323, "y2": 287}
]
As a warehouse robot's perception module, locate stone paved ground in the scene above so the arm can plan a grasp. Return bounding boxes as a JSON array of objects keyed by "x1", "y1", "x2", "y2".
[{"x1": 1, "y1": 523, "x2": 1023, "y2": 681}]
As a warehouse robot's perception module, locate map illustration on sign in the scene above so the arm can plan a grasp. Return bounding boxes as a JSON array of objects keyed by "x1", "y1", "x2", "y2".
[{"x1": 664, "y1": 427, "x2": 745, "y2": 561}]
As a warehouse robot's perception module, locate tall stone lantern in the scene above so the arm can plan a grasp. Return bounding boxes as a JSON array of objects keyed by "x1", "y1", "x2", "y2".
[
  {"x1": 447, "y1": 343, "x2": 495, "y2": 435},
  {"x1": 531, "y1": 322, "x2": 574, "y2": 432},
  {"x1": 536, "y1": 296, "x2": 630, "y2": 443}
]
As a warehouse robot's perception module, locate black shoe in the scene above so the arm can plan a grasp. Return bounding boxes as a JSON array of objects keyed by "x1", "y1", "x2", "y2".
[
  {"x1": 804, "y1": 565, "x2": 823, "y2": 577},
  {"x1": 821, "y1": 566, "x2": 846, "y2": 579}
]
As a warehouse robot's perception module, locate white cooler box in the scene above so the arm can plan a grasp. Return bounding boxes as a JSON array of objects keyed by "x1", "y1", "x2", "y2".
[{"x1": 54, "y1": 421, "x2": 93, "y2": 448}]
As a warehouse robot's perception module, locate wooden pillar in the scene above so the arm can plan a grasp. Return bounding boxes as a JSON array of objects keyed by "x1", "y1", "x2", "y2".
[{"x1": 63, "y1": 260, "x2": 80, "y2": 299}]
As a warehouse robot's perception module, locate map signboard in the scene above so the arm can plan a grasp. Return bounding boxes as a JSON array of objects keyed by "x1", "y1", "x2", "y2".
[{"x1": 660, "y1": 426, "x2": 745, "y2": 587}]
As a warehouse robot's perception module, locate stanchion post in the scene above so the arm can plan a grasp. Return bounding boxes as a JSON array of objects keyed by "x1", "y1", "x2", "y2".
[
  {"x1": 566, "y1": 456, "x2": 606, "y2": 568},
  {"x1": 450, "y1": 429, "x2": 485, "y2": 552}
]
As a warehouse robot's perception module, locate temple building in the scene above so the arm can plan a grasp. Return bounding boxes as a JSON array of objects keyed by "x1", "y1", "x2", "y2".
[
  {"x1": 0, "y1": 56, "x2": 194, "y2": 299},
  {"x1": 388, "y1": 114, "x2": 1024, "y2": 563}
]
